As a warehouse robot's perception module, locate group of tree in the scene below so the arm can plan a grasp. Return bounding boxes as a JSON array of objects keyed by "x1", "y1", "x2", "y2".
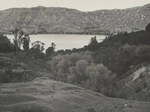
[
  {"x1": 49, "y1": 52, "x2": 114, "y2": 93},
  {"x1": 90, "y1": 23, "x2": 150, "y2": 78},
  {"x1": 47, "y1": 23, "x2": 150, "y2": 98},
  {"x1": 9, "y1": 28, "x2": 56, "y2": 60}
]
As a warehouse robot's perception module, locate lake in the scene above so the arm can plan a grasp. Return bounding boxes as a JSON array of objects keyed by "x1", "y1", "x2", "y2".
[{"x1": 7, "y1": 34, "x2": 106, "y2": 51}]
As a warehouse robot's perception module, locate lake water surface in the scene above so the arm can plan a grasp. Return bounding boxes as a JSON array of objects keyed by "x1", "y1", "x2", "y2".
[{"x1": 7, "y1": 34, "x2": 106, "y2": 51}]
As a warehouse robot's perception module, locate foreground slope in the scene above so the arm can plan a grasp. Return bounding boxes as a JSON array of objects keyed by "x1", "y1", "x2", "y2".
[{"x1": 0, "y1": 77, "x2": 150, "y2": 112}]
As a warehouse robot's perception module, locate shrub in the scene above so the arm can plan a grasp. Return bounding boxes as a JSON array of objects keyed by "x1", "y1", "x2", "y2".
[
  {"x1": 87, "y1": 108, "x2": 96, "y2": 112},
  {"x1": 85, "y1": 64, "x2": 112, "y2": 91},
  {"x1": 135, "y1": 45, "x2": 150, "y2": 62},
  {"x1": 0, "y1": 69, "x2": 13, "y2": 83},
  {"x1": 135, "y1": 86, "x2": 142, "y2": 93}
]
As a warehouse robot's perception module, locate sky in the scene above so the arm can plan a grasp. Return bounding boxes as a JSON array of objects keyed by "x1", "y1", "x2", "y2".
[{"x1": 0, "y1": 0, "x2": 150, "y2": 11}]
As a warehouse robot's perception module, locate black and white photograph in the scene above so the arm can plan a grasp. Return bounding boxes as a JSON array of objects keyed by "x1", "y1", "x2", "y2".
[{"x1": 0, "y1": 0, "x2": 150, "y2": 112}]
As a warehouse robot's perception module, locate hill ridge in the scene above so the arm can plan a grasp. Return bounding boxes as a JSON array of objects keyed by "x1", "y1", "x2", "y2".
[{"x1": 0, "y1": 3, "x2": 149, "y2": 34}]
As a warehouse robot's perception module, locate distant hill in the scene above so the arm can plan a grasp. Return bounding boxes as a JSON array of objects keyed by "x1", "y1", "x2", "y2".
[{"x1": 0, "y1": 3, "x2": 150, "y2": 34}]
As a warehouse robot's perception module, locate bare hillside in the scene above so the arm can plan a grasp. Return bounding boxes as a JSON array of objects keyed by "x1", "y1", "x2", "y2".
[{"x1": 0, "y1": 3, "x2": 149, "y2": 34}]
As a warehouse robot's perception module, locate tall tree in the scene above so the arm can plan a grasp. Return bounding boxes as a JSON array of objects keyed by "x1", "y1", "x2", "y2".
[{"x1": 11, "y1": 28, "x2": 24, "y2": 53}]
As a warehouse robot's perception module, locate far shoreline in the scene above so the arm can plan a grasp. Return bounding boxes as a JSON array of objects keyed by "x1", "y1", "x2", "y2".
[{"x1": 5, "y1": 32, "x2": 110, "y2": 36}]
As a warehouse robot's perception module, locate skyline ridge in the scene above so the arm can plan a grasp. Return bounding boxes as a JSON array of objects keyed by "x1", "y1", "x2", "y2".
[
  {"x1": 0, "y1": 0, "x2": 150, "y2": 11},
  {"x1": 1, "y1": 2, "x2": 150, "y2": 12}
]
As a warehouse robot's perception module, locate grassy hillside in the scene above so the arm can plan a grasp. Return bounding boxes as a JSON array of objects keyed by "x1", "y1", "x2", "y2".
[
  {"x1": 0, "y1": 77, "x2": 150, "y2": 112},
  {"x1": 0, "y1": 53, "x2": 149, "y2": 112}
]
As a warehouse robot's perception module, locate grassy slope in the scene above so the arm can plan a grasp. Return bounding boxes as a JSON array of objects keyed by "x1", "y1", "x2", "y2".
[{"x1": 0, "y1": 77, "x2": 150, "y2": 112}]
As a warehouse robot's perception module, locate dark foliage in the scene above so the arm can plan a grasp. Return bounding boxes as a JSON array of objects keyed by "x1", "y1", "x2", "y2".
[
  {"x1": 0, "y1": 33, "x2": 15, "y2": 53},
  {"x1": 99, "y1": 30, "x2": 150, "y2": 48},
  {"x1": 90, "y1": 24, "x2": 150, "y2": 77},
  {"x1": 20, "y1": 48, "x2": 45, "y2": 60},
  {"x1": 46, "y1": 47, "x2": 54, "y2": 57},
  {"x1": 45, "y1": 42, "x2": 56, "y2": 57},
  {"x1": 145, "y1": 23, "x2": 150, "y2": 31},
  {"x1": 22, "y1": 34, "x2": 30, "y2": 51},
  {"x1": 93, "y1": 48, "x2": 132, "y2": 76}
]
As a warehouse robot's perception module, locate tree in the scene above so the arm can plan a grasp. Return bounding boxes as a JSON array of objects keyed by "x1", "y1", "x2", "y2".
[
  {"x1": 11, "y1": 28, "x2": 24, "y2": 53},
  {"x1": 46, "y1": 42, "x2": 56, "y2": 57},
  {"x1": 31, "y1": 41, "x2": 45, "y2": 52},
  {"x1": 26, "y1": 41, "x2": 45, "y2": 60},
  {"x1": 88, "y1": 36, "x2": 99, "y2": 51},
  {"x1": 90, "y1": 36, "x2": 98, "y2": 45},
  {"x1": 85, "y1": 64, "x2": 112, "y2": 92},
  {"x1": 46, "y1": 47, "x2": 54, "y2": 57},
  {"x1": 76, "y1": 60, "x2": 88, "y2": 82},
  {"x1": 0, "y1": 33, "x2": 15, "y2": 52},
  {"x1": 22, "y1": 34, "x2": 30, "y2": 51},
  {"x1": 51, "y1": 42, "x2": 56, "y2": 49}
]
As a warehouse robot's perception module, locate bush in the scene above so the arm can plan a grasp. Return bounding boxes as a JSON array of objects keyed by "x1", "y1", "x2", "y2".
[
  {"x1": 85, "y1": 64, "x2": 112, "y2": 91},
  {"x1": 76, "y1": 60, "x2": 88, "y2": 82},
  {"x1": 3, "y1": 69, "x2": 13, "y2": 83},
  {"x1": 135, "y1": 86, "x2": 142, "y2": 93},
  {"x1": 87, "y1": 108, "x2": 96, "y2": 112}
]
